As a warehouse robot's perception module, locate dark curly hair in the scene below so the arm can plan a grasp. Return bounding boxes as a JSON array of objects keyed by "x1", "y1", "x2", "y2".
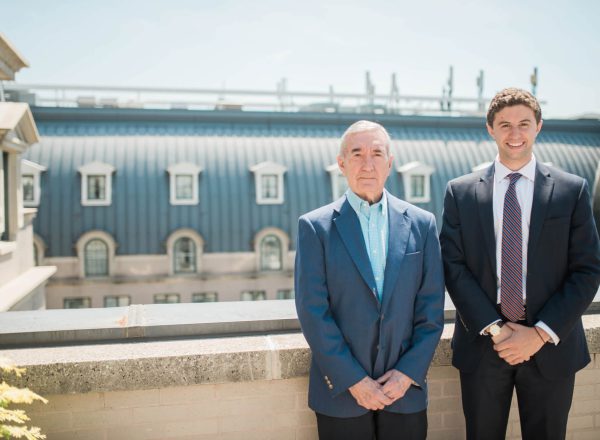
[{"x1": 486, "y1": 88, "x2": 542, "y2": 126}]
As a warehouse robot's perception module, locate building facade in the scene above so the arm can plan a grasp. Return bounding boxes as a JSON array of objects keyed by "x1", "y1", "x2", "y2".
[
  {"x1": 22, "y1": 107, "x2": 600, "y2": 309},
  {"x1": 0, "y1": 34, "x2": 56, "y2": 311}
]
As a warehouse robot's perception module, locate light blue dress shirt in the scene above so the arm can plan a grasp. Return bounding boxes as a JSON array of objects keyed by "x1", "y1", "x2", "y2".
[{"x1": 346, "y1": 190, "x2": 389, "y2": 300}]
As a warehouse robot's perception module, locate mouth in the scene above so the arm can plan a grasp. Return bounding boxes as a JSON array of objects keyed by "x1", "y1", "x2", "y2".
[{"x1": 506, "y1": 141, "x2": 526, "y2": 148}]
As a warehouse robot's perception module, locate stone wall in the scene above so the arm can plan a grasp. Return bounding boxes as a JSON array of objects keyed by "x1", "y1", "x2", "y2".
[{"x1": 5, "y1": 314, "x2": 600, "y2": 439}]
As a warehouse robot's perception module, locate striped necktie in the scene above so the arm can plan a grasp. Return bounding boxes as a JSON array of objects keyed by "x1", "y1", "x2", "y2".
[{"x1": 501, "y1": 173, "x2": 525, "y2": 321}]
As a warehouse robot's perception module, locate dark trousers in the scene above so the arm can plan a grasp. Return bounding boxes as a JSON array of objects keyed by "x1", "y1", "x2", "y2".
[
  {"x1": 316, "y1": 410, "x2": 427, "y2": 440},
  {"x1": 460, "y1": 340, "x2": 575, "y2": 440}
]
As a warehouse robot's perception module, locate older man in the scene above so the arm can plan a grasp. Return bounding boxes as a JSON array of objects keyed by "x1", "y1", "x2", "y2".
[{"x1": 295, "y1": 120, "x2": 444, "y2": 439}]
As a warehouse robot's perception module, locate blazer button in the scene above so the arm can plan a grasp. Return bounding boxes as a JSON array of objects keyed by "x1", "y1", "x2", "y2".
[{"x1": 328, "y1": 384, "x2": 333, "y2": 390}]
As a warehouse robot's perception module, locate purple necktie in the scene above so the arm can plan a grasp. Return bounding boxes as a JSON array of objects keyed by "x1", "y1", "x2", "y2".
[{"x1": 501, "y1": 173, "x2": 525, "y2": 322}]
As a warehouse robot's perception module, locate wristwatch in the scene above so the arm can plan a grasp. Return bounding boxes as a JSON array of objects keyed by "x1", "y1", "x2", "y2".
[{"x1": 486, "y1": 322, "x2": 504, "y2": 337}]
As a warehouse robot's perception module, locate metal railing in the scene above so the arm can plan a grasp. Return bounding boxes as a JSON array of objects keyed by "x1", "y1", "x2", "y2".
[{"x1": 3, "y1": 81, "x2": 495, "y2": 116}]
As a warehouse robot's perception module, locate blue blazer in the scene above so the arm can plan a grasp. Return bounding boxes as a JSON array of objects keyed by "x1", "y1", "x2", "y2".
[{"x1": 295, "y1": 191, "x2": 445, "y2": 418}]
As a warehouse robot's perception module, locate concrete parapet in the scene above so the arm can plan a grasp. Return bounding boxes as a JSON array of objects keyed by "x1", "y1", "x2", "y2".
[{"x1": 2, "y1": 307, "x2": 600, "y2": 439}]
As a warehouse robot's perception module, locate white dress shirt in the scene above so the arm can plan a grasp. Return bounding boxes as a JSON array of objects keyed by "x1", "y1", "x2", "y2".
[{"x1": 482, "y1": 155, "x2": 559, "y2": 344}]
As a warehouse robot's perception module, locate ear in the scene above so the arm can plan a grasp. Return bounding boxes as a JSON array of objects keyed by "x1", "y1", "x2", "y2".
[
  {"x1": 387, "y1": 155, "x2": 394, "y2": 170},
  {"x1": 486, "y1": 123, "x2": 495, "y2": 138},
  {"x1": 536, "y1": 119, "x2": 543, "y2": 134},
  {"x1": 337, "y1": 155, "x2": 346, "y2": 175}
]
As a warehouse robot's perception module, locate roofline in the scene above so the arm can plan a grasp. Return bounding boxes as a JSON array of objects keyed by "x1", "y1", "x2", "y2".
[
  {"x1": 29, "y1": 106, "x2": 600, "y2": 133},
  {"x1": 0, "y1": 32, "x2": 29, "y2": 79}
]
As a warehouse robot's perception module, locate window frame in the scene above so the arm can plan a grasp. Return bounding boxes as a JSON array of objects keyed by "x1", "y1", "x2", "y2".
[
  {"x1": 249, "y1": 162, "x2": 287, "y2": 205},
  {"x1": 104, "y1": 295, "x2": 131, "y2": 307},
  {"x1": 78, "y1": 162, "x2": 115, "y2": 206},
  {"x1": 241, "y1": 290, "x2": 267, "y2": 301},
  {"x1": 192, "y1": 292, "x2": 218, "y2": 303},
  {"x1": 253, "y1": 227, "x2": 289, "y2": 272},
  {"x1": 173, "y1": 236, "x2": 197, "y2": 274},
  {"x1": 167, "y1": 162, "x2": 202, "y2": 206},
  {"x1": 260, "y1": 234, "x2": 283, "y2": 271},
  {"x1": 165, "y1": 228, "x2": 204, "y2": 276},
  {"x1": 84, "y1": 238, "x2": 109, "y2": 277},
  {"x1": 397, "y1": 161, "x2": 435, "y2": 204},
  {"x1": 75, "y1": 230, "x2": 117, "y2": 279},
  {"x1": 276, "y1": 289, "x2": 295, "y2": 300},
  {"x1": 64, "y1": 297, "x2": 91, "y2": 309},
  {"x1": 154, "y1": 293, "x2": 180, "y2": 304}
]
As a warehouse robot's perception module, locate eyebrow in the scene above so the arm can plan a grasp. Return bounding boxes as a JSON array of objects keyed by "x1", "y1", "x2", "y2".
[{"x1": 499, "y1": 119, "x2": 532, "y2": 124}]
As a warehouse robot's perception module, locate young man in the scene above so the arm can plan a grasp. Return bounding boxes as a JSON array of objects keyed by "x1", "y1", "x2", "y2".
[
  {"x1": 295, "y1": 120, "x2": 444, "y2": 439},
  {"x1": 440, "y1": 88, "x2": 600, "y2": 440}
]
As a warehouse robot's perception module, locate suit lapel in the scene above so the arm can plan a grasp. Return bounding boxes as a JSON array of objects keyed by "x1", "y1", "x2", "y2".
[
  {"x1": 381, "y1": 195, "x2": 410, "y2": 311},
  {"x1": 475, "y1": 165, "x2": 497, "y2": 279},
  {"x1": 333, "y1": 198, "x2": 377, "y2": 295},
  {"x1": 528, "y1": 164, "x2": 554, "y2": 262}
]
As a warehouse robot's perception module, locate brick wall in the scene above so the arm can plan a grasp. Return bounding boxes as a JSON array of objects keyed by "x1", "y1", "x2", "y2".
[{"x1": 24, "y1": 353, "x2": 600, "y2": 440}]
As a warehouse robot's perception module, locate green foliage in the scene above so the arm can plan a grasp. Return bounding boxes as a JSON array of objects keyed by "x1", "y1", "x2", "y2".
[{"x1": 0, "y1": 358, "x2": 47, "y2": 440}]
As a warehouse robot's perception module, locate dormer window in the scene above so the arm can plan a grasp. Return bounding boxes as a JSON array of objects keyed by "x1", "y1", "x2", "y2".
[
  {"x1": 397, "y1": 161, "x2": 435, "y2": 203},
  {"x1": 167, "y1": 163, "x2": 202, "y2": 205},
  {"x1": 250, "y1": 162, "x2": 287, "y2": 205},
  {"x1": 21, "y1": 159, "x2": 47, "y2": 207},
  {"x1": 78, "y1": 162, "x2": 115, "y2": 206},
  {"x1": 326, "y1": 164, "x2": 348, "y2": 200}
]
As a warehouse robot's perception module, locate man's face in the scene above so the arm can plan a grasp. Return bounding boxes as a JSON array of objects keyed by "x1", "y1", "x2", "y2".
[
  {"x1": 337, "y1": 129, "x2": 393, "y2": 203},
  {"x1": 487, "y1": 104, "x2": 543, "y2": 170}
]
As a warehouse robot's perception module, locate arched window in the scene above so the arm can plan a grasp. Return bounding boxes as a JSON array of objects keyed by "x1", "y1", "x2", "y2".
[
  {"x1": 260, "y1": 234, "x2": 282, "y2": 271},
  {"x1": 84, "y1": 239, "x2": 109, "y2": 277},
  {"x1": 174, "y1": 237, "x2": 196, "y2": 273}
]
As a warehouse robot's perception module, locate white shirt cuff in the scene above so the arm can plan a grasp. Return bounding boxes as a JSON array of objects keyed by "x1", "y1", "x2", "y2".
[
  {"x1": 535, "y1": 321, "x2": 560, "y2": 345},
  {"x1": 480, "y1": 319, "x2": 503, "y2": 335}
]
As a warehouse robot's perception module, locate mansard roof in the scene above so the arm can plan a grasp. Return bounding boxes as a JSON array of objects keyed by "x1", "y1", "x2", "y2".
[{"x1": 24, "y1": 107, "x2": 600, "y2": 257}]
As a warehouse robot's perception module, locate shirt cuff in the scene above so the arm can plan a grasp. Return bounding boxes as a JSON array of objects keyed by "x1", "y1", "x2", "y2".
[
  {"x1": 535, "y1": 321, "x2": 560, "y2": 345},
  {"x1": 480, "y1": 319, "x2": 503, "y2": 335}
]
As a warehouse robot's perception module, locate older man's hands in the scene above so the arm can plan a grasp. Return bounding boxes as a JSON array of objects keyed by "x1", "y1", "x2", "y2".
[
  {"x1": 349, "y1": 376, "x2": 394, "y2": 410},
  {"x1": 376, "y1": 369, "x2": 414, "y2": 402},
  {"x1": 348, "y1": 370, "x2": 415, "y2": 410},
  {"x1": 493, "y1": 322, "x2": 547, "y2": 365}
]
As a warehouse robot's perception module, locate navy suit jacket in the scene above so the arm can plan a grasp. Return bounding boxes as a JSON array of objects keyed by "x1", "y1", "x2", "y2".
[
  {"x1": 440, "y1": 163, "x2": 600, "y2": 379},
  {"x1": 295, "y1": 191, "x2": 445, "y2": 418}
]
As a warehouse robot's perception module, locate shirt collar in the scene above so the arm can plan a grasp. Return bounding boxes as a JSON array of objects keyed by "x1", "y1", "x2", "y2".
[
  {"x1": 494, "y1": 154, "x2": 537, "y2": 184},
  {"x1": 346, "y1": 189, "x2": 388, "y2": 218}
]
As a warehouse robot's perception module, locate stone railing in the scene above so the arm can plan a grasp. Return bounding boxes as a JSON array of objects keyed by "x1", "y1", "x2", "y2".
[{"x1": 1, "y1": 302, "x2": 600, "y2": 440}]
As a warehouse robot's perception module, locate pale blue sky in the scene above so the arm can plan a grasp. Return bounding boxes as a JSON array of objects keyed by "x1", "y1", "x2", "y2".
[{"x1": 3, "y1": 0, "x2": 599, "y2": 118}]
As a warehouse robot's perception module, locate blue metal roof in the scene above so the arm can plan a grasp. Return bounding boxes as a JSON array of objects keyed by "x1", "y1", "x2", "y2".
[{"x1": 25, "y1": 107, "x2": 600, "y2": 257}]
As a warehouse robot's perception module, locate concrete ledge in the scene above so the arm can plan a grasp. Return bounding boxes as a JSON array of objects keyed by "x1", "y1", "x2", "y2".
[
  {"x1": 0, "y1": 300, "x2": 300, "y2": 345},
  {"x1": 3, "y1": 316, "x2": 600, "y2": 395},
  {"x1": 0, "y1": 265, "x2": 56, "y2": 311}
]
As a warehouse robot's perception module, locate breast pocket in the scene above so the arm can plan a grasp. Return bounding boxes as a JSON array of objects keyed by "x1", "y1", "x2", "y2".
[
  {"x1": 543, "y1": 216, "x2": 570, "y2": 228},
  {"x1": 400, "y1": 251, "x2": 423, "y2": 287}
]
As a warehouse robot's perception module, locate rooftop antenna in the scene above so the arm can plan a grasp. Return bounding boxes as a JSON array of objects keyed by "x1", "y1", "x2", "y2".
[
  {"x1": 440, "y1": 86, "x2": 446, "y2": 111},
  {"x1": 389, "y1": 73, "x2": 400, "y2": 113},
  {"x1": 276, "y1": 78, "x2": 288, "y2": 111},
  {"x1": 446, "y1": 65, "x2": 454, "y2": 111},
  {"x1": 365, "y1": 71, "x2": 375, "y2": 108},
  {"x1": 530, "y1": 67, "x2": 538, "y2": 96},
  {"x1": 476, "y1": 70, "x2": 484, "y2": 112}
]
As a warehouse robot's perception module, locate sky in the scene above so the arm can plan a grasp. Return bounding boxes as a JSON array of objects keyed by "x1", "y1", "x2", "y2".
[{"x1": 3, "y1": 0, "x2": 599, "y2": 118}]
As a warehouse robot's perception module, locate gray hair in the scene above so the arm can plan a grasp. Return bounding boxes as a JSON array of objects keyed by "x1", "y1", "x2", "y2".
[{"x1": 339, "y1": 120, "x2": 391, "y2": 156}]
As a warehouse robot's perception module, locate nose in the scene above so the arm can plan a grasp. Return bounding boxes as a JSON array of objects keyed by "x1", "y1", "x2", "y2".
[
  {"x1": 361, "y1": 155, "x2": 375, "y2": 170},
  {"x1": 509, "y1": 125, "x2": 521, "y2": 137}
]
